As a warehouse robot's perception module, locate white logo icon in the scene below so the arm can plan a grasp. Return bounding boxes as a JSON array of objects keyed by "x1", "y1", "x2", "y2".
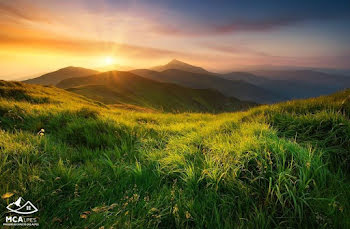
[{"x1": 6, "y1": 197, "x2": 38, "y2": 215}]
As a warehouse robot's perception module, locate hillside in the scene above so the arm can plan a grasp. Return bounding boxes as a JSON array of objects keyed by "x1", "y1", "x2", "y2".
[
  {"x1": 132, "y1": 69, "x2": 283, "y2": 103},
  {"x1": 23, "y1": 66, "x2": 99, "y2": 85},
  {"x1": 56, "y1": 71, "x2": 254, "y2": 112},
  {"x1": 151, "y1": 59, "x2": 212, "y2": 75},
  {"x1": 0, "y1": 80, "x2": 349, "y2": 228}
]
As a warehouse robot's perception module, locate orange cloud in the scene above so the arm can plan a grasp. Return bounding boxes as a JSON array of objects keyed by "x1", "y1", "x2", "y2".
[{"x1": 0, "y1": 34, "x2": 183, "y2": 58}]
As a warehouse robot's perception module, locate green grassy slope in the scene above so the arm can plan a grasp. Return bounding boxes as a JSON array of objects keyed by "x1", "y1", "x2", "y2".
[
  {"x1": 56, "y1": 71, "x2": 255, "y2": 113},
  {"x1": 0, "y1": 80, "x2": 349, "y2": 228}
]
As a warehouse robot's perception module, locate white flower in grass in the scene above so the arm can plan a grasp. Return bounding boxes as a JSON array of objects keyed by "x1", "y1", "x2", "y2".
[{"x1": 38, "y1": 128, "x2": 45, "y2": 136}]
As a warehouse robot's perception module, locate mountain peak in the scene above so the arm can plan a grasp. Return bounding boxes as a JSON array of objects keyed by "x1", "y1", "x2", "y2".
[
  {"x1": 151, "y1": 59, "x2": 213, "y2": 75},
  {"x1": 168, "y1": 59, "x2": 186, "y2": 65},
  {"x1": 62, "y1": 66, "x2": 78, "y2": 70}
]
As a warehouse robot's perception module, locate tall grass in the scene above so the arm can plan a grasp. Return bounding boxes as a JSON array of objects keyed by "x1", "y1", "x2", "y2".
[{"x1": 0, "y1": 81, "x2": 349, "y2": 228}]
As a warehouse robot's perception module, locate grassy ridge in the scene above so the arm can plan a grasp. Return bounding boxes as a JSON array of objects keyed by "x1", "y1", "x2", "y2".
[{"x1": 0, "y1": 81, "x2": 349, "y2": 228}]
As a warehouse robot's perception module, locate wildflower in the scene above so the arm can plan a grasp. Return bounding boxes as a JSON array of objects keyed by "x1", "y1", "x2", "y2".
[
  {"x1": 125, "y1": 211, "x2": 129, "y2": 215},
  {"x1": 37, "y1": 128, "x2": 45, "y2": 136},
  {"x1": 1, "y1": 192, "x2": 14, "y2": 199},
  {"x1": 80, "y1": 214, "x2": 88, "y2": 219},
  {"x1": 185, "y1": 211, "x2": 191, "y2": 219}
]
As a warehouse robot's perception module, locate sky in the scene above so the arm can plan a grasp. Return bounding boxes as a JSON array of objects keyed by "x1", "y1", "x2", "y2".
[{"x1": 0, "y1": 0, "x2": 349, "y2": 79}]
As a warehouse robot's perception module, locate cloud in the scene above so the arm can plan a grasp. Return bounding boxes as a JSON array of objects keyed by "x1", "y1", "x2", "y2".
[
  {"x1": 199, "y1": 42, "x2": 350, "y2": 69},
  {"x1": 0, "y1": 26, "x2": 185, "y2": 59},
  {"x1": 150, "y1": 19, "x2": 295, "y2": 37},
  {"x1": 151, "y1": 10, "x2": 349, "y2": 37},
  {"x1": 201, "y1": 43, "x2": 270, "y2": 57},
  {"x1": 0, "y1": 0, "x2": 349, "y2": 73},
  {"x1": 0, "y1": 1, "x2": 52, "y2": 23}
]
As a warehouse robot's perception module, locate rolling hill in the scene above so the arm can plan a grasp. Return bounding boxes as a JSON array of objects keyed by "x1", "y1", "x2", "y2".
[
  {"x1": 56, "y1": 71, "x2": 255, "y2": 112},
  {"x1": 0, "y1": 80, "x2": 349, "y2": 228},
  {"x1": 23, "y1": 66, "x2": 99, "y2": 86},
  {"x1": 132, "y1": 69, "x2": 283, "y2": 103}
]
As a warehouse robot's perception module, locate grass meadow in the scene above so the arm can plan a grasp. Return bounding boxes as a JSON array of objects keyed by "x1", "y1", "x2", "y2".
[{"x1": 0, "y1": 80, "x2": 349, "y2": 228}]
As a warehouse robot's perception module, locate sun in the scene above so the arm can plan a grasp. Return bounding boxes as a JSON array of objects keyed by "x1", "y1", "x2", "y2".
[{"x1": 104, "y1": 56, "x2": 114, "y2": 65}]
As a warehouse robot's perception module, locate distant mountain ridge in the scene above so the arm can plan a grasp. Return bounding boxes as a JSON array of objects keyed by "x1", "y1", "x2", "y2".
[
  {"x1": 132, "y1": 68, "x2": 282, "y2": 103},
  {"x1": 56, "y1": 70, "x2": 255, "y2": 112},
  {"x1": 246, "y1": 70, "x2": 350, "y2": 99},
  {"x1": 23, "y1": 66, "x2": 99, "y2": 86},
  {"x1": 22, "y1": 60, "x2": 350, "y2": 105},
  {"x1": 251, "y1": 70, "x2": 350, "y2": 85}
]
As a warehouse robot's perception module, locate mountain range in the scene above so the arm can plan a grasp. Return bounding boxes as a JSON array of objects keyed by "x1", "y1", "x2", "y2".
[
  {"x1": 56, "y1": 71, "x2": 255, "y2": 112},
  {"x1": 131, "y1": 69, "x2": 281, "y2": 103},
  {"x1": 22, "y1": 59, "x2": 350, "y2": 107}
]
